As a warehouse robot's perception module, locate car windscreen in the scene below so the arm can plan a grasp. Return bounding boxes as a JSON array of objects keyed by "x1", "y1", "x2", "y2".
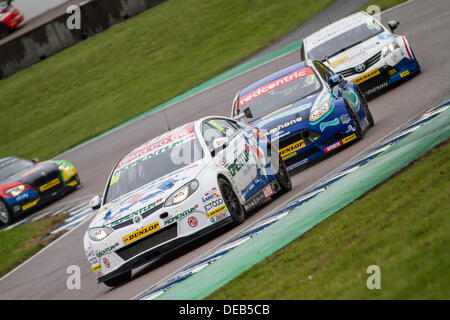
[
  {"x1": 0, "y1": 158, "x2": 34, "y2": 181},
  {"x1": 236, "y1": 67, "x2": 321, "y2": 121},
  {"x1": 307, "y1": 20, "x2": 384, "y2": 62},
  {"x1": 104, "y1": 137, "x2": 203, "y2": 203}
]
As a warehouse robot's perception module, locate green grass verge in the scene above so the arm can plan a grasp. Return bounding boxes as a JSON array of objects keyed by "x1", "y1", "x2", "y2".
[
  {"x1": 208, "y1": 140, "x2": 450, "y2": 299},
  {"x1": 0, "y1": 213, "x2": 69, "y2": 277},
  {"x1": 0, "y1": 0, "x2": 334, "y2": 160}
]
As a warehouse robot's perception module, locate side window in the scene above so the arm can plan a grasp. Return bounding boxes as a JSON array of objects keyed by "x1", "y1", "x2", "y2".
[
  {"x1": 208, "y1": 119, "x2": 237, "y2": 138},
  {"x1": 202, "y1": 119, "x2": 239, "y2": 154}
]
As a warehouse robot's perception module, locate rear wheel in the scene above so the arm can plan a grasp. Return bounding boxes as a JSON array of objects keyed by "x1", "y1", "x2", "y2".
[
  {"x1": 0, "y1": 199, "x2": 13, "y2": 226},
  {"x1": 103, "y1": 270, "x2": 132, "y2": 287},
  {"x1": 218, "y1": 177, "x2": 245, "y2": 224}
]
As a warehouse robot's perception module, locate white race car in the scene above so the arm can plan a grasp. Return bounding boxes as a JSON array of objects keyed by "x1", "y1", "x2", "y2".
[
  {"x1": 84, "y1": 116, "x2": 292, "y2": 287},
  {"x1": 301, "y1": 11, "x2": 420, "y2": 98}
]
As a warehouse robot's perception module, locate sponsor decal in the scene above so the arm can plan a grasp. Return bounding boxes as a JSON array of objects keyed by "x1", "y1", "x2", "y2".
[
  {"x1": 103, "y1": 258, "x2": 110, "y2": 269},
  {"x1": 261, "y1": 185, "x2": 274, "y2": 199},
  {"x1": 206, "y1": 204, "x2": 227, "y2": 219},
  {"x1": 330, "y1": 55, "x2": 349, "y2": 68},
  {"x1": 116, "y1": 123, "x2": 194, "y2": 169},
  {"x1": 210, "y1": 211, "x2": 229, "y2": 224},
  {"x1": 279, "y1": 140, "x2": 306, "y2": 158},
  {"x1": 22, "y1": 199, "x2": 39, "y2": 211},
  {"x1": 257, "y1": 104, "x2": 311, "y2": 128},
  {"x1": 400, "y1": 70, "x2": 410, "y2": 78},
  {"x1": 352, "y1": 68, "x2": 380, "y2": 85},
  {"x1": 243, "y1": 192, "x2": 266, "y2": 211},
  {"x1": 92, "y1": 265, "x2": 102, "y2": 272},
  {"x1": 187, "y1": 216, "x2": 198, "y2": 228},
  {"x1": 319, "y1": 118, "x2": 340, "y2": 132},
  {"x1": 346, "y1": 125, "x2": 356, "y2": 134},
  {"x1": 228, "y1": 146, "x2": 250, "y2": 177},
  {"x1": 365, "y1": 82, "x2": 388, "y2": 95},
  {"x1": 342, "y1": 133, "x2": 357, "y2": 144},
  {"x1": 96, "y1": 244, "x2": 118, "y2": 258},
  {"x1": 202, "y1": 188, "x2": 219, "y2": 203},
  {"x1": 269, "y1": 117, "x2": 302, "y2": 135},
  {"x1": 122, "y1": 221, "x2": 160, "y2": 244},
  {"x1": 340, "y1": 114, "x2": 351, "y2": 124},
  {"x1": 324, "y1": 141, "x2": 343, "y2": 153},
  {"x1": 39, "y1": 178, "x2": 60, "y2": 192},
  {"x1": 110, "y1": 199, "x2": 162, "y2": 227},
  {"x1": 204, "y1": 198, "x2": 224, "y2": 212},
  {"x1": 287, "y1": 158, "x2": 309, "y2": 171},
  {"x1": 164, "y1": 205, "x2": 198, "y2": 226},
  {"x1": 238, "y1": 67, "x2": 314, "y2": 108}
]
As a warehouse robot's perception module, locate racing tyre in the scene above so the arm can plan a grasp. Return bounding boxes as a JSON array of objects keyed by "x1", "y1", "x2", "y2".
[
  {"x1": 218, "y1": 177, "x2": 245, "y2": 224},
  {"x1": 0, "y1": 199, "x2": 14, "y2": 225},
  {"x1": 268, "y1": 145, "x2": 292, "y2": 194},
  {"x1": 356, "y1": 85, "x2": 374, "y2": 127},
  {"x1": 275, "y1": 156, "x2": 292, "y2": 193},
  {"x1": 103, "y1": 270, "x2": 132, "y2": 287},
  {"x1": 0, "y1": 199, "x2": 13, "y2": 226}
]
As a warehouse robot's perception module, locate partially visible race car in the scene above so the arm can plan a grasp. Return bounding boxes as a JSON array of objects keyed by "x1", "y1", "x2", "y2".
[
  {"x1": 0, "y1": 0, "x2": 24, "y2": 39},
  {"x1": 301, "y1": 11, "x2": 420, "y2": 98},
  {"x1": 84, "y1": 118, "x2": 291, "y2": 287},
  {"x1": 0, "y1": 157, "x2": 80, "y2": 225},
  {"x1": 231, "y1": 59, "x2": 373, "y2": 171}
]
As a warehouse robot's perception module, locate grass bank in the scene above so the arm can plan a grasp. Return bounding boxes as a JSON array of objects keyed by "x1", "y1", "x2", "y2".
[
  {"x1": 0, "y1": 0, "x2": 334, "y2": 160},
  {"x1": 208, "y1": 140, "x2": 450, "y2": 299},
  {"x1": 0, "y1": 213, "x2": 69, "y2": 277}
]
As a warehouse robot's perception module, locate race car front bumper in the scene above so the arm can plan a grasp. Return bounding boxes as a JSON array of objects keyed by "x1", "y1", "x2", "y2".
[
  {"x1": 349, "y1": 56, "x2": 420, "y2": 97},
  {"x1": 274, "y1": 107, "x2": 364, "y2": 171}
]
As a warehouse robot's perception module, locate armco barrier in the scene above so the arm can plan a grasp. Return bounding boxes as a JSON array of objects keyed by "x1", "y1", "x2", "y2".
[{"x1": 0, "y1": 0, "x2": 166, "y2": 79}]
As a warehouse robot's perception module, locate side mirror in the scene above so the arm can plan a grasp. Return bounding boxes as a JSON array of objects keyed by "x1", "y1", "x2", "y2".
[
  {"x1": 90, "y1": 195, "x2": 101, "y2": 210},
  {"x1": 387, "y1": 20, "x2": 399, "y2": 33},
  {"x1": 212, "y1": 137, "x2": 229, "y2": 154},
  {"x1": 32, "y1": 158, "x2": 40, "y2": 164},
  {"x1": 328, "y1": 74, "x2": 344, "y2": 87}
]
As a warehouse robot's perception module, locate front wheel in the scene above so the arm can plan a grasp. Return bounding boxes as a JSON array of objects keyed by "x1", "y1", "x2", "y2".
[
  {"x1": 218, "y1": 177, "x2": 245, "y2": 224},
  {"x1": 0, "y1": 199, "x2": 13, "y2": 226}
]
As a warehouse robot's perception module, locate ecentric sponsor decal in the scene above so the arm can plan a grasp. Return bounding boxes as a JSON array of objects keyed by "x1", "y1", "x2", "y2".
[{"x1": 238, "y1": 67, "x2": 315, "y2": 109}]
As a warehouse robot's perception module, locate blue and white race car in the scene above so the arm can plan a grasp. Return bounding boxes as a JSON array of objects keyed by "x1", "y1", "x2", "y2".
[
  {"x1": 301, "y1": 11, "x2": 420, "y2": 97},
  {"x1": 231, "y1": 59, "x2": 374, "y2": 171}
]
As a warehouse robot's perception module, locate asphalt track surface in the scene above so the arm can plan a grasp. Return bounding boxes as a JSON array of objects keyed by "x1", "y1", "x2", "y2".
[{"x1": 0, "y1": 0, "x2": 449, "y2": 299}]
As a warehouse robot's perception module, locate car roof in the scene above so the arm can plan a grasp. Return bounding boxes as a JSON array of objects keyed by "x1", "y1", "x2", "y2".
[
  {"x1": 239, "y1": 61, "x2": 310, "y2": 97},
  {"x1": 303, "y1": 11, "x2": 372, "y2": 49},
  {"x1": 0, "y1": 157, "x2": 20, "y2": 167}
]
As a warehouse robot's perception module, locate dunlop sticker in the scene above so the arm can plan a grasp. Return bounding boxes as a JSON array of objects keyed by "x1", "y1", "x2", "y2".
[{"x1": 122, "y1": 221, "x2": 160, "y2": 245}]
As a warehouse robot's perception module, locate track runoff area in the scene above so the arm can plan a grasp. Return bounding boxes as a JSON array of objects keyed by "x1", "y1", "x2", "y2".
[{"x1": 0, "y1": 0, "x2": 449, "y2": 308}]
